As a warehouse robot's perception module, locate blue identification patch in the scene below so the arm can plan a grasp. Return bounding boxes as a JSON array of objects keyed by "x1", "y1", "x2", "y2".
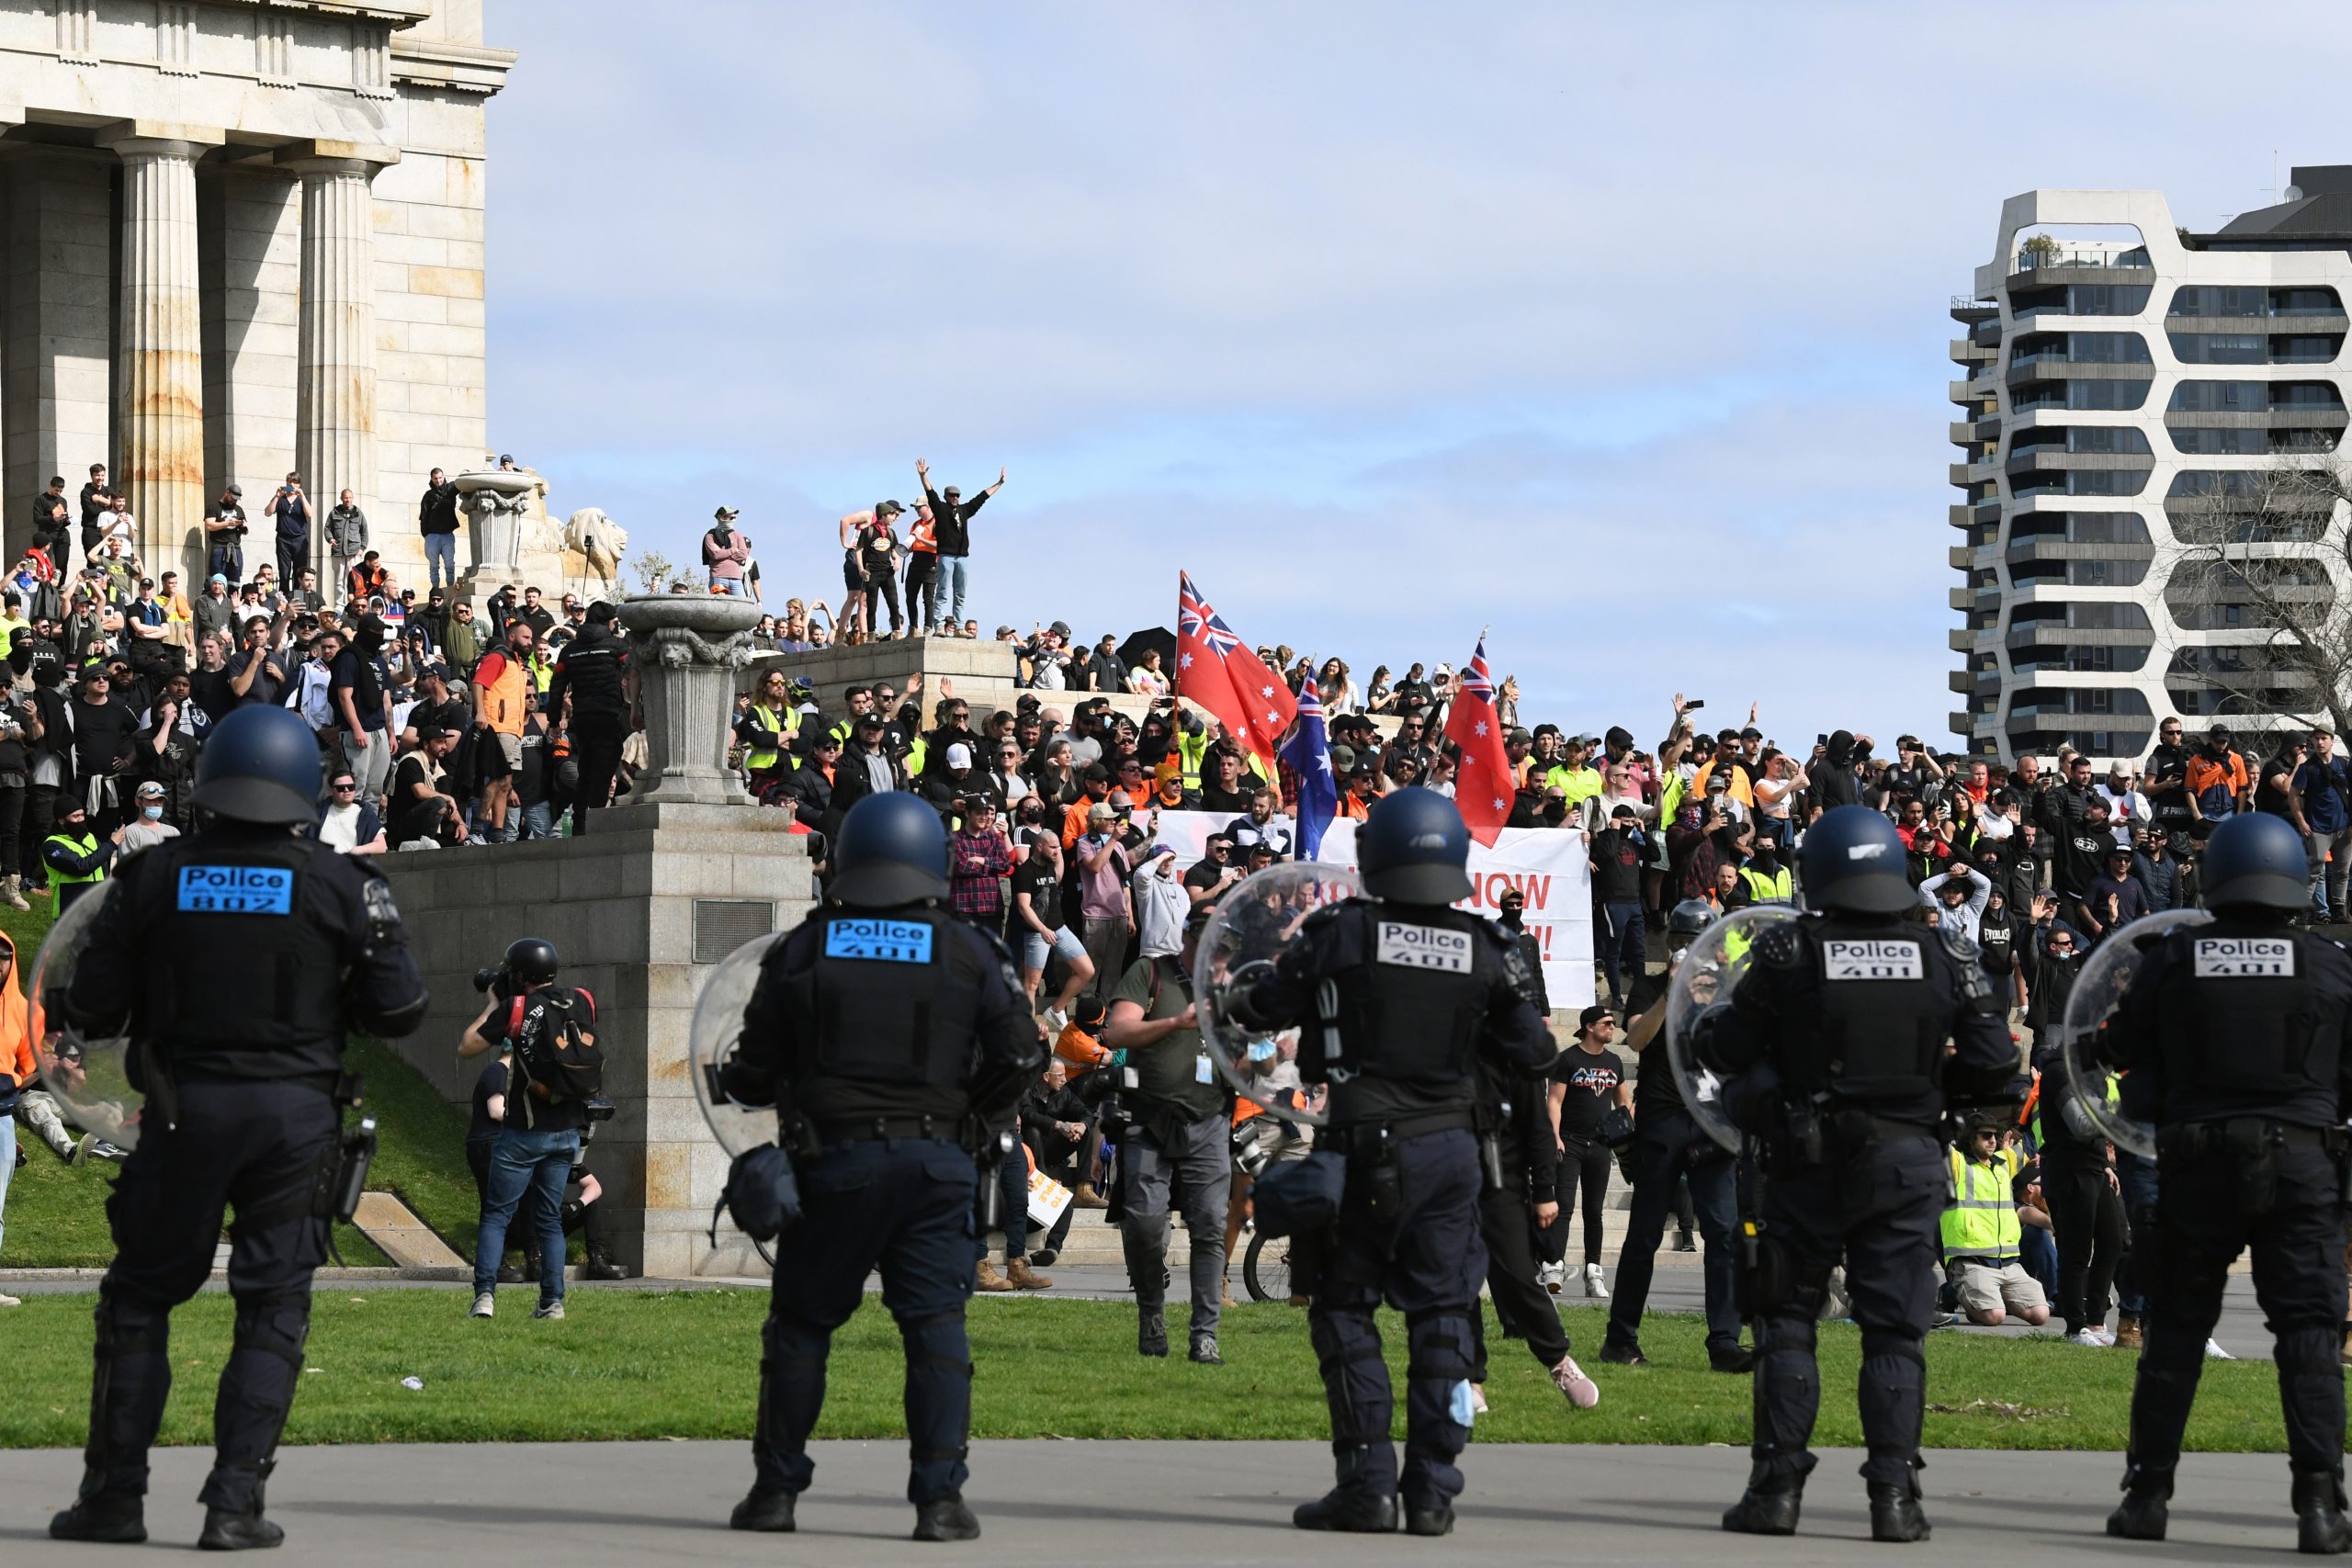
[
  {"x1": 824, "y1": 918, "x2": 934, "y2": 964},
  {"x1": 176, "y1": 864, "x2": 294, "y2": 916}
]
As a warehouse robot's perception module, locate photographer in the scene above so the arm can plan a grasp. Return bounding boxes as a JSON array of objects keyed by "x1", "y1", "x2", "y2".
[{"x1": 457, "y1": 938, "x2": 602, "y2": 1320}]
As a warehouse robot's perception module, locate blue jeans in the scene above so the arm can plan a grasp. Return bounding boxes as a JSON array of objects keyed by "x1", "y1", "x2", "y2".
[
  {"x1": 424, "y1": 532, "x2": 458, "y2": 589},
  {"x1": 940, "y1": 556, "x2": 969, "y2": 626},
  {"x1": 208, "y1": 542, "x2": 243, "y2": 585},
  {"x1": 2113, "y1": 1146, "x2": 2159, "y2": 1316},
  {"x1": 2019, "y1": 1222, "x2": 2059, "y2": 1302},
  {"x1": 473, "y1": 1122, "x2": 580, "y2": 1301},
  {"x1": 517, "y1": 800, "x2": 555, "y2": 840},
  {"x1": 0, "y1": 1114, "x2": 15, "y2": 1256},
  {"x1": 711, "y1": 575, "x2": 746, "y2": 597}
]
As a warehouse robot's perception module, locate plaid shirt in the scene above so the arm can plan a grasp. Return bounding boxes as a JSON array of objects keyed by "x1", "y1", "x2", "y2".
[{"x1": 949, "y1": 828, "x2": 1013, "y2": 918}]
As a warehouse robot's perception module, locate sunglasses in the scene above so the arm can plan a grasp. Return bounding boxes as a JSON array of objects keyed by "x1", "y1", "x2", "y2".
[{"x1": 331, "y1": 782, "x2": 358, "y2": 792}]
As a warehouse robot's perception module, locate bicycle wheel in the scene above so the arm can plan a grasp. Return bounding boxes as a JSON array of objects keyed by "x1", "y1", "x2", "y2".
[{"x1": 1243, "y1": 1231, "x2": 1292, "y2": 1303}]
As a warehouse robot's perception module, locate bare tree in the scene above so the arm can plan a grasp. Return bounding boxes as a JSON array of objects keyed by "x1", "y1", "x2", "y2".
[
  {"x1": 2156, "y1": 454, "x2": 2352, "y2": 742},
  {"x1": 632, "y1": 547, "x2": 676, "y2": 595}
]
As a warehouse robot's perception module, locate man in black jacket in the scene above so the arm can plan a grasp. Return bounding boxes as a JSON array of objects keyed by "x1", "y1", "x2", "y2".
[
  {"x1": 418, "y1": 468, "x2": 461, "y2": 591},
  {"x1": 544, "y1": 601, "x2": 628, "y2": 834},
  {"x1": 913, "y1": 457, "x2": 1005, "y2": 635},
  {"x1": 824, "y1": 712, "x2": 906, "y2": 838}
]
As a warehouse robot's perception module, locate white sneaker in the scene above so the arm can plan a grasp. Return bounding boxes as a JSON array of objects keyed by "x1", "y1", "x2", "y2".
[
  {"x1": 2066, "y1": 1329, "x2": 2106, "y2": 1348},
  {"x1": 1583, "y1": 1262, "x2": 1611, "y2": 1302},
  {"x1": 1551, "y1": 1355, "x2": 1600, "y2": 1409},
  {"x1": 2204, "y1": 1337, "x2": 2233, "y2": 1360},
  {"x1": 1537, "y1": 1261, "x2": 1566, "y2": 1296},
  {"x1": 469, "y1": 1292, "x2": 494, "y2": 1319},
  {"x1": 532, "y1": 1301, "x2": 565, "y2": 1321}
]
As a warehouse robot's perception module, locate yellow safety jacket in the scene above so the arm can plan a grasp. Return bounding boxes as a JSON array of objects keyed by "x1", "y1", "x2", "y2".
[{"x1": 1941, "y1": 1145, "x2": 2022, "y2": 1262}]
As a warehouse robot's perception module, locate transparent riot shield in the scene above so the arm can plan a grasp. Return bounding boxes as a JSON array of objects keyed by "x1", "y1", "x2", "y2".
[
  {"x1": 2056, "y1": 908, "x2": 2212, "y2": 1160},
  {"x1": 28, "y1": 884, "x2": 143, "y2": 1151},
  {"x1": 689, "y1": 930, "x2": 789, "y2": 1159},
  {"x1": 1665, "y1": 904, "x2": 1804, "y2": 1154},
  {"x1": 1193, "y1": 861, "x2": 1363, "y2": 1129}
]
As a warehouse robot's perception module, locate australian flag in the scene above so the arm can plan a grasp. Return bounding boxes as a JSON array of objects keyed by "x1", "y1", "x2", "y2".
[{"x1": 1278, "y1": 672, "x2": 1338, "y2": 863}]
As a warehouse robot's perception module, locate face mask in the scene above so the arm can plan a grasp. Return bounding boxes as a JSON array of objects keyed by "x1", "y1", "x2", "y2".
[
  {"x1": 1247, "y1": 1040, "x2": 1277, "y2": 1063},
  {"x1": 141, "y1": 805, "x2": 162, "y2": 821}
]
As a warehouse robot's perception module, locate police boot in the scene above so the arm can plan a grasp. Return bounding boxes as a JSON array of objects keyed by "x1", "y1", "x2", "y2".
[
  {"x1": 1404, "y1": 1501, "x2": 1454, "y2": 1537},
  {"x1": 729, "y1": 1487, "x2": 797, "y2": 1532},
  {"x1": 2107, "y1": 1469, "x2": 2170, "y2": 1542},
  {"x1": 1867, "y1": 1482, "x2": 1931, "y2": 1543},
  {"x1": 1294, "y1": 1492, "x2": 1398, "y2": 1532},
  {"x1": 1137, "y1": 1307, "x2": 1168, "y2": 1359},
  {"x1": 197, "y1": 1504, "x2": 285, "y2": 1551},
  {"x1": 2292, "y1": 1470, "x2": 2352, "y2": 1554},
  {"x1": 911, "y1": 1495, "x2": 981, "y2": 1542},
  {"x1": 582, "y1": 1242, "x2": 630, "y2": 1281},
  {"x1": 1721, "y1": 1469, "x2": 1803, "y2": 1536},
  {"x1": 49, "y1": 1479, "x2": 145, "y2": 1544}
]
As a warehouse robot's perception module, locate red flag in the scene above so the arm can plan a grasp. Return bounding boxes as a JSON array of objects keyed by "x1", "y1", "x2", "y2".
[
  {"x1": 1177, "y1": 571, "x2": 1297, "y2": 767},
  {"x1": 1443, "y1": 633, "x2": 1512, "y2": 846}
]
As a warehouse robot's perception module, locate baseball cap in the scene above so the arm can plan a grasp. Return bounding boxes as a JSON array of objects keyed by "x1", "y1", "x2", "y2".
[
  {"x1": 945, "y1": 742, "x2": 973, "y2": 768},
  {"x1": 1329, "y1": 744, "x2": 1358, "y2": 773},
  {"x1": 1506, "y1": 728, "x2": 1532, "y2": 746},
  {"x1": 1579, "y1": 1004, "x2": 1612, "y2": 1033},
  {"x1": 1087, "y1": 803, "x2": 1115, "y2": 822},
  {"x1": 714, "y1": 506, "x2": 740, "y2": 521},
  {"x1": 225, "y1": 484, "x2": 243, "y2": 497},
  {"x1": 876, "y1": 500, "x2": 906, "y2": 517}
]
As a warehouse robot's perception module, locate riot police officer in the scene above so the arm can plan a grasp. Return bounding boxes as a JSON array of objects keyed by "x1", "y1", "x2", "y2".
[
  {"x1": 1703, "y1": 806, "x2": 2015, "y2": 1542},
  {"x1": 2101, "y1": 812, "x2": 2352, "y2": 1551},
  {"x1": 48, "y1": 705, "x2": 427, "y2": 1551},
  {"x1": 720, "y1": 791, "x2": 1042, "y2": 1542},
  {"x1": 1225, "y1": 788, "x2": 1555, "y2": 1537}
]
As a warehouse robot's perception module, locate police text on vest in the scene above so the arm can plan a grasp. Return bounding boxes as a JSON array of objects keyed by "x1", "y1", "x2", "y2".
[
  {"x1": 1376, "y1": 921, "x2": 1471, "y2": 974},
  {"x1": 175, "y1": 864, "x2": 293, "y2": 916},
  {"x1": 1822, "y1": 940, "x2": 1923, "y2": 981},
  {"x1": 824, "y1": 918, "x2": 935, "y2": 964},
  {"x1": 2192, "y1": 937, "x2": 2294, "y2": 978}
]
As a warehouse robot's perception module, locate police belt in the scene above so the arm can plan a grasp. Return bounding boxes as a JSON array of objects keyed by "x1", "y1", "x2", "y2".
[
  {"x1": 1324, "y1": 1108, "x2": 1476, "y2": 1154},
  {"x1": 2162, "y1": 1118, "x2": 2346, "y2": 1157},
  {"x1": 813, "y1": 1114, "x2": 959, "y2": 1145}
]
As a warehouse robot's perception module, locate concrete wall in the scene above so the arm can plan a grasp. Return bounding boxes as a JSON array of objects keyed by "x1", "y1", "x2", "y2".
[
  {"x1": 376, "y1": 801, "x2": 818, "y2": 1279},
  {"x1": 3, "y1": 152, "x2": 113, "y2": 557}
]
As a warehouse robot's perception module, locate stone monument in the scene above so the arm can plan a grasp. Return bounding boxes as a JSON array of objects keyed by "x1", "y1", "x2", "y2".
[{"x1": 377, "y1": 592, "x2": 812, "y2": 1278}]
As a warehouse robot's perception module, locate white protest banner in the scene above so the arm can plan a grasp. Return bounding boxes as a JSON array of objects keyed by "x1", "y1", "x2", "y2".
[
  {"x1": 1315, "y1": 818, "x2": 1595, "y2": 1010},
  {"x1": 1027, "y1": 1168, "x2": 1073, "y2": 1230},
  {"x1": 1141, "y1": 809, "x2": 1593, "y2": 1009}
]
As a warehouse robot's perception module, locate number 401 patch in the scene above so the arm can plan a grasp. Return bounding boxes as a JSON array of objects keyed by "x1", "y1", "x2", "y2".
[{"x1": 1822, "y1": 940, "x2": 1922, "y2": 981}]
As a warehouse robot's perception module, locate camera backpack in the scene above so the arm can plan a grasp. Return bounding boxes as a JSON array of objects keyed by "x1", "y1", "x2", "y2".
[{"x1": 506, "y1": 987, "x2": 605, "y2": 1121}]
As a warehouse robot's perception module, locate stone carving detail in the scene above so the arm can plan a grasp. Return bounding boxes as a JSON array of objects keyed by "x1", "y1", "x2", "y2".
[
  {"x1": 616, "y1": 596, "x2": 765, "y2": 807},
  {"x1": 564, "y1": 508, "x2": 628, "y2": 598}
]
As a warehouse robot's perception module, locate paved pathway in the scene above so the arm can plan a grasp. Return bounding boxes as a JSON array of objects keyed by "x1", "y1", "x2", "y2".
[{"x1": 0, "y1": 1439, "x2": 2312, "y2": 1565}]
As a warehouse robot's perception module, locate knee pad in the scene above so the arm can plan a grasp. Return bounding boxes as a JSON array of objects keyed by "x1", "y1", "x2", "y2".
[
  {"x1": 2278, "y1": 1325, "x2": 2344, "y2": 1381},
  {"x1": 760, "y1": 1311, "x2": 830, "y2": 1377},
  {"x1": 1310, "y1": 1308, "x2": 1388, "y2": 1446},
  {"x1": 94, "y1": 1286, "x2": 170, "y2": 1359},
  {"x1": 1860, "y1": 1329, "x2": 1927, "y2": 1395},
  {"x1": 898, "y1": 1312, "x2": 974, "y2": 1382},
  {"x1": 232, "y1": 1293, "x2": 311, "y2": 1371},
  {"x1": 1404, "y1": 1308, "x2": 1477, "y2": 1384},
  {"x1": 1760, "y1": 1311, "x2": 1818, "y2": 1359}
]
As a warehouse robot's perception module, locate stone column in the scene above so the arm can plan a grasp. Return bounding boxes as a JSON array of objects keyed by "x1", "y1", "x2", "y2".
[
  {"x1": 280, "y1": 141, "x2": 397, "y2": 592},
  {"x1": 616, "y1": 595, "x2": 764, "y2": 807},
  {"x1": 99, "y1": 122, "x2": 221, "y2": 583}
]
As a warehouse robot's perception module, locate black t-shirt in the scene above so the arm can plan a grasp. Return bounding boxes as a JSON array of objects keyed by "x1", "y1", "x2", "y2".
[
  {"x1": 468, "y1": 1059, "x2": 508, "y2": 1144},
  {"x1": 1390, "y1": 678, "x2": 1434, "y2": 717},
  {"x1": 188, "y1": 666, "x2": 237, "y2": 723},
  {"x1": 1012, "y1": 857, "x2": 1063, "y2": 931},
  {"x1": 1197, "y1": 782, "x2": 1251, "y2": 814},
  {"x1": 514, "y1": 721, "x2": 549, "y2": 807},
  {"x1": 70, "y1": 694, "x2": 137, "y2": 778},
  {"x1": 1627, "y1": 970, "x2": 1684, "y2": 1113},
  {"x1": 1183, "y1": 859, "x2": 1237, "y2": 897},
  {"x1": 1551, "y1": 1047, "x2": 1626, "y2": 1141}
]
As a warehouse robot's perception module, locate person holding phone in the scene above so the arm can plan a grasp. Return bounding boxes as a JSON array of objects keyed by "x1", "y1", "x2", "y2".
[{"x1": 266, "y1": 473, "x2": 311, "y2": 591}]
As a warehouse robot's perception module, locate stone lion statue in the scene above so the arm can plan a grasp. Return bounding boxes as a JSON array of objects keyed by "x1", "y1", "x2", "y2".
[{"x1": 564, "y1": 508, "x2": 628, "y2": 598}]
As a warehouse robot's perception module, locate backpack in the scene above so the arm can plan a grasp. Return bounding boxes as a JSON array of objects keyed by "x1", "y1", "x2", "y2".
[
  {"x1": 504, "y1": 987, "x2": 604, "y2": 1122},
  {"x1": 285, "y1": 660, "x2": 334, "y2": 732}
]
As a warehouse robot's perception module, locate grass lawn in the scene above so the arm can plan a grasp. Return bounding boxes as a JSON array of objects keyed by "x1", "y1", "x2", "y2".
[
  {"x1": 0, "y1": 1289, "x2": 2315, "y2": 1453},
  {"x1": 2, "y1": 891, "x2": 496, "y2": 1271}
]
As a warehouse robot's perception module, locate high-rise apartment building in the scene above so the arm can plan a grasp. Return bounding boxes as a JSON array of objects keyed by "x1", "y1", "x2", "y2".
[{"x1": 1949, "y1": 169, "x2": 2352, "y2": 762}]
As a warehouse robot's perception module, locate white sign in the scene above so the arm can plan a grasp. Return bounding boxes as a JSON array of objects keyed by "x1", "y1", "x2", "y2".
[
  {"x1": 1026, "y1": 1168, "x2": 1072, "y2": 1230},
  {"x1": 1377, "y1": 921, "x2": 1473, "y2": 973},
  {"x1": 2193, "y1": 937, "x2": 2294, "y2": 978},
  {"x1": 1822, "y1": 940, "x2": 1925, "y2": 982}
]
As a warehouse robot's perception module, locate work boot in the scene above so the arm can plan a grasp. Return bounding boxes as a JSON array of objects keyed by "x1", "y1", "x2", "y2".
[
  {"x1": 1006, "y1": 1258, "x2": 1052, "y2": 1291},
  {"x1": 2114, "y1": 1314, "x2": 2143, "y2": 1350},
  {"x1": 1070, "y1": 1183, "x2": 1109, "y2": 1210},
  {"x1": 1868, "y1": 1482, "x2": 1931, "y2": 1543},
  {"x1": 197, "y1": 1505, "x2": 285, "y2": 1551},
  {"x1": 1710, "y1": 1344, "x2": 1757, "y2": 1374},
  {"x1": 1189, "y1": 1332, "x2": 1223, "y2": 1366},
  {"x1": 1404, "y1": 1502, "x2": 1454, "y2": 1537},
  {"x1": 1294, "y1": 1490, "x2": 1398, "y2": 1532},
  {"x1": 1599, "y1": 1340, "x2": 1648, "y2": 1367},
  {"x1": 2107, "y1": 1482, "x2": 2168, "y2": 1541},
  {"x1": 3, "y1": 874, "x2": 28, "y2": 911},
  {"x1": 49, "y1": 1485, "x2": 146, "y2": 1544},
  {"x1": 582, "y1": 1242, "x2": 630, "y2": 1280},
  {"x1": 974, "y1": 1259, "x2": 1013, "y2": 1292},
  {"x1": 729, "y1": 1487, "x2": 796, "y2": 1532},
  {"x1": 1722, "y1": 1471, "x2": 1803, "y2": 1536},
  {"x1": 2293, "y1": 1471, "x2": 2352, "y2": 1555},
  {"x1": 1138, "y1": 1307, "x2": 1168, "y2": 1358},
  {"x1": 912, "y1": 1496, "x2": 981, "y2": 1542}
]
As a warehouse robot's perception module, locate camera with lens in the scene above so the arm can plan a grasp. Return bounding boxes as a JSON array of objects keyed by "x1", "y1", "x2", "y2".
[{"x1": 472, "y1": 963, "x2": 514, "y2": 999}]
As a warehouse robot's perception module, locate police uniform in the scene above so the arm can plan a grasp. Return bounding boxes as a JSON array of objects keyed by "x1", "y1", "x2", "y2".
[
  {"x1": 1706, "y1": 808, "x2": 2015, "y2": 1542},
  {"x1": 2101, "y1": 850, "x2": 2352, "y2": 1547},
  {"x1": 722, "y1": 792, "x2": 1041, "y2": 1541},
  {"x1": 1230, "y1": 789, "x2": 1554, "y2": 1536},
  {"x1": 51, "y1": 719, "x2": 425, "y2": 1551}
]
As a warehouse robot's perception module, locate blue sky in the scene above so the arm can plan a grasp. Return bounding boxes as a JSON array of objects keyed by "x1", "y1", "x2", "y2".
[{"x1": 485, "y1": 1, "x2": 2352, "y2": 749}]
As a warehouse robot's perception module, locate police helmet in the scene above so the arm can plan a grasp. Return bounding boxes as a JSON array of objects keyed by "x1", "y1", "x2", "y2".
[
  {"x1": 2201, "y1": 811, "x2": 2310, "y2": 912},
  {"x1": 831, "y1": 791, "x2": 950, "y2": 907},
  {"x1": 504, "y1": 937, "x2": 560, "y2": 986},
  {"x1": 1666, "y1": 897, "x2": 1716, "y2": 938},
  {"x1": 1796, "y1": 806, "x2": 1915, "y2": 915},
  {"x1": 1356, "y1": 786, "x2": 1472, "y2": 904},
  {"x1": 188, "y1": 705, "x2": 322, "y2": 826}
]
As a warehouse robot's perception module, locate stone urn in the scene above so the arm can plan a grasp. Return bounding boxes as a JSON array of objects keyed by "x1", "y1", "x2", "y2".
[
  {"x1": 618, "y1": 593, "x2": 765, "y2": 807},
  {"x1": 455, "y1": 468, "x2": 536, "y2": 573}
]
